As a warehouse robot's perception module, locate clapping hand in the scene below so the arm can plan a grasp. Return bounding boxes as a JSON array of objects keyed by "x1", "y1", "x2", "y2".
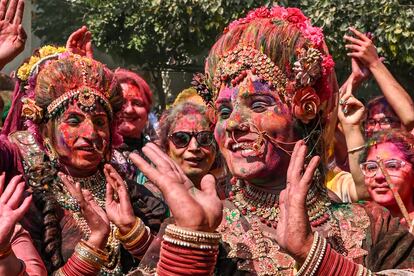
[
  {"x1": 104, "y1": 164, "x2": 136, "y2": 235},
  {"x1": 59, "y1": 173, "x2": 110, "y2": 249},
  {"x1": 66, "y1": 26, "x2": 93, "y2": 58},
  {"x1": 274, "y1": 141, "x2": 320, "y2": 265},
  {"x1": 0, "y1": 173, "x2": 32, "y2": 249},
  {"x1": 130, "y1": 143, "x2": 223, "y2": 232}
]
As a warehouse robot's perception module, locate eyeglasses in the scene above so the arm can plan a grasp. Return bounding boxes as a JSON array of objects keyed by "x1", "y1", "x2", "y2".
[
  {"x1": 169, "y1": 131, "x2": 214, "y2": 148},
  {"x1": 365, "y1": 117, "x2": 399, "y2": 128},
  {"x1": 360, "y1": 159, "x2": 407, "y2": 178}
]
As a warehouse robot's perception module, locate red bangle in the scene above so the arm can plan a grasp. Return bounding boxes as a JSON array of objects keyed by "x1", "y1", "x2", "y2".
[
  {"x1": 316, "y1": 243, "x2": 359, "y2": 276},
  {"x1": 163, "y1": 245, "x2": 218, "y2": 262},
  {"x1": 161, "y1": 248, "x2": 217, "y2": 265},
  {"x1": 59, "y1": 254, "x2": 100, "y2": 276},
  {"x1": 158, "y1": 260, "x2": 213, "y2": 276},
  {"x1": 161, "y1": 250, "x2": 216, "y2": 268}
]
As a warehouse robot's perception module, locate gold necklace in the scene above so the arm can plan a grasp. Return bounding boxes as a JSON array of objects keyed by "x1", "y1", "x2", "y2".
[
  {"x1": 229, "y1": 179, "x2": 332, "y2": 228},
  {"x1": 53, "y1": 170, "x2": 123, "y2": 275}
]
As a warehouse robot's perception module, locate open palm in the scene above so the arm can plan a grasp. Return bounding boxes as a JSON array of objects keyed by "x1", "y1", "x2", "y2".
[
  {"x1": 130, "y1": 143, "x2": 223, "y2": 232},
  {"x1": 0, "y1": 0, "x2": 26, "y2": 68},
  {"x1": 0, "y1": 173, "x2": 32, "y2": 249}
]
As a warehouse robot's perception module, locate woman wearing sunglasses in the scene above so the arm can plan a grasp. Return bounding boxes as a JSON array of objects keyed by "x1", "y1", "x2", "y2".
[
  {"x1": 157, "y1": 100, "x2": 217, "y2": 190},
  {"x1": 360, "y1": 129, "x2": 414, "y2": 224}
]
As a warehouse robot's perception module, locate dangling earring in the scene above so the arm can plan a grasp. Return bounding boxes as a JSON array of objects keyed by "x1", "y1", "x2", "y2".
[{"x1": 43, "y1": 138, "x2": 58, "y2": 162}]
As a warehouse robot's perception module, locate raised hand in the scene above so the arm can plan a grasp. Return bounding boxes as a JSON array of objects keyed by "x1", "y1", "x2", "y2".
[
  {"x1": 104, "y1": 164, "x2": 136, "y2": 234},
  {"x1": 274, "y1": 140, "x2": 320, "y2": 265},
  {"x1": 59, "y1": 173, "x2": 110, "y2": 249},
  {"x1": 338, "y1": 79, "x2": 366, "y2": 126},
  {"x1": 344, "y1": 27, "x2": 381, "y2": 69},
  {"x1": 0, "y1": 0, "x2": 26, "y2": 69},
  {"x1": 0, "y1": 173, "x2": 32, "y2": 249},
  {"x1": 66, "y1": 26, "x2": 93, "y2": 58},
  {"x1": 129, "y1": 143, "x2": 223, "y2": 232}
]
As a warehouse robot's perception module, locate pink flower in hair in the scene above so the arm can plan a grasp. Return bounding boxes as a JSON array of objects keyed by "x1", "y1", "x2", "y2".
[
  {"x1": 285, "y1": 8, "x2": 307, "y2": 24},
  {"x1": 246, "y1": 7, "x2": 271, "y2": 20},
  {"x1": 270, "y1": 6, "x2": 288, "y2": 19},
  {"x1": 322, "y1": 55, "x2": 335, "y2": 76},
  {"x1": 302, "y1": 25, "x2": 324, "y2": 48}
]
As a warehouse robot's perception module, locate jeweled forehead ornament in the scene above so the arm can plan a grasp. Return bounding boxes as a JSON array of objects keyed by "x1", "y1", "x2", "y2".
[
  {"x1": 213, "y1": 45, "x2": 289, "y2": 100},
  {"x1": 46, "y1": 86, "x2": 113, "y2": 120}
]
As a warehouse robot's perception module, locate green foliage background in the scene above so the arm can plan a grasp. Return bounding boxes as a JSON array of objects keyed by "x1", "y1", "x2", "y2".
[{"x1": 33, "y1": 0, "x2": 414, "y2": 109}]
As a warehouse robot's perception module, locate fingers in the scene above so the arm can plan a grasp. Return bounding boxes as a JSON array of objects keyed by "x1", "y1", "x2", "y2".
[
  {"x1": 0, "y1": 175, "x2": 22, "y2": 204},
  {"x1": 345, "y1": 44, "x2": 362, "y2": 52},
  {"x1": 129, "y1": 152, "x2": 163, "y2": 188},
  {"x1": 300, "y1": 156, "x2": 320, "y2": 187},
  {"x1": 85, "y1": 31, "x2": 93, "y2": 58},
  {"x1": 104, "y1": 164, "x2": 130, "y2": 205},
  {"x1": 12, "y1": 0, "x2": 23, "y2": 25},
  {"x1": 15, "y1": 194, "x2": 32, "y2": 220},
  {"x1": 144, "y1": 143, "x2": 177, "y2": 170},
  {"x1": 343, "y1": 34, "x2": 364, "y2": 46},
  {"x1": 0, "y1": 172, "x2": 5, "y2": 195},
  {"x1": 348, "y1": 27, "x2": 370, "y2": 41},
  {"x1": 103, "y1": 165, "x2": 117, "y2": 191},
  {"x1": 4, "y1": 0, "x2": 17, "y2": 22},
  {"x1": 7, "y1": 181, "x2": 25, "y2": 209},
  {"x1": 17, "y1": 24, "x2": 26, "y2": 41},
  {"x1": 59, "y1": 173, "x2": 86, "y2": 208},
  {"x1": 286, "y1": 140, "x2": 304, "y2": 187},
  {"x1": 199, "y1": 174, "x2": 217, "y2": 196},
  {"x1": 105, "y1": 181, "x2": 114, "y2": 206},
  {"x1": 0, "y1": 0, "x2": 7, "y2": 20}
]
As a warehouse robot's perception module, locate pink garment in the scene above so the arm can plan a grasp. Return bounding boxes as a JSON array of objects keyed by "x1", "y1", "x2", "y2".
[{"x1": 11, "y1": 224, "x2": 47, "y2": 276}]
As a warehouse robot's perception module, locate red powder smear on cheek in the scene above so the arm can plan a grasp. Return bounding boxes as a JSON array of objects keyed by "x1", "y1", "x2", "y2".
[{"x1": 56, "y1": 124, "x2": 76, "y2": 150}]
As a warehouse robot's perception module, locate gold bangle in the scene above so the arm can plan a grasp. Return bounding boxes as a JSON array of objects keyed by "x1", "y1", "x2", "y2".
[
  {"x1": 115, "y1": 217, "x2": 144, "y2": 243},
  {"x1": 124, "y1": 226, "x2": 152, "y2": 251},
  {"x1": 80, "y1": 239, "x2": 107, "y2": 257},
  {"x1": 123, "y1": 226, "x2": 148, "y2": 249},
  {"x1": 0, "y1": 244, "x2": 12, "y2": 260},
  {"x1": 74, "y1": 241, "x2": 109, "y2": 268}
]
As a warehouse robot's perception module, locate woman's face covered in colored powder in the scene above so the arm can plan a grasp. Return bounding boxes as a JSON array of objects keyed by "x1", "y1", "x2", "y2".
[
  {"x1": 214, "y1": 73, "x2": 297, "y2": 183},
  {"x1": 117, "y1": 82, "x2": 149, "y2": 139},
  {"x1": 49, "y1": 100, "x2": 111, "y2": 176}
]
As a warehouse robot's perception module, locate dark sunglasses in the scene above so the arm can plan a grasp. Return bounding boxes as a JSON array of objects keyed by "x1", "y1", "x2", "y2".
[{"x1": 169, "y1": 131, "x2": 214, "y2": 148}]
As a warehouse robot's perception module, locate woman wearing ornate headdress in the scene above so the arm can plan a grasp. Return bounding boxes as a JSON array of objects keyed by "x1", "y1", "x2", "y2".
[
  {"x1": 130, "y1": 6, "x2": 414, "y2": 275},
  {"x1": 0, "y1": 28, "x2": 167, "y2": 276}
]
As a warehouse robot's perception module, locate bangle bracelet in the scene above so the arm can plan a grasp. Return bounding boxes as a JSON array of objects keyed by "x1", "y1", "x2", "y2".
[
  {"x1": 115, "y1": 217, "x2": 145, "y2": 243},
  {"x1": 75, "y1": 240, "x2": 109, "y2": 268},
  {"x1": 163, "y1": 234, "x2": 219, "y2": 250},
  {"x1": 295, "y1": 232, "x2": 327, "y2": 276},
  {"x1": 347, "y1": 144, "x2": 365, "y2": 154},
  {"x1": 124, "y1": 226, "x2": 150, "y2": 250},
  {"x1": 0, "y1": 244, "x2": 12, "y2": 260}
]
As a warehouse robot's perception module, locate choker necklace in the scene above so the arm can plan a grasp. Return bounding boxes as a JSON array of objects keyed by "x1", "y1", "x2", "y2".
[{"x1": 229, "y1": 177, "x2": 331, "y2": 229}]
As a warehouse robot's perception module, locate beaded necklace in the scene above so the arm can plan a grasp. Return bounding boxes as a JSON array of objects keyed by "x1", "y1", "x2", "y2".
[
  {"x1": 52, "y1": 170, "x2": 123, "y2": 276},
  {"x1": 228, "y1": 176, "x2": 331, "y2": 229}
]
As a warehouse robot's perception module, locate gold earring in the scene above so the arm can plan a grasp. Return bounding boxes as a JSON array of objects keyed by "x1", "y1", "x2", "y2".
[{"x1": 43, "y1": 138, "x2": 58, "y2": 161}]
